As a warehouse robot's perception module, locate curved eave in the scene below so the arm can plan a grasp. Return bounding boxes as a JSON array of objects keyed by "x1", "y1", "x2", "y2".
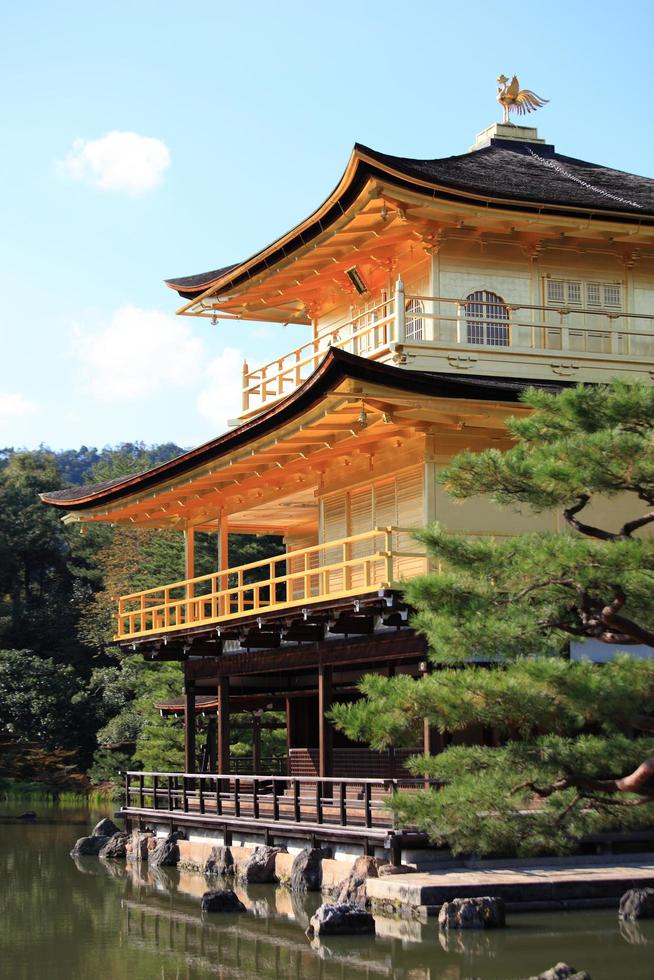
[
  {"x1": 166, "y1": 143, "x2": 654, "y2": 306},
  {"x1": 40, "y1": 348, "x2": 557, "y2": 514}
]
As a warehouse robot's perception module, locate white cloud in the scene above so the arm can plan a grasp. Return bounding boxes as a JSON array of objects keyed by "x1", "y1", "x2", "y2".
[
  {"x1": 196, "y1": 347, "x2": 244, "y2": 430},
  {"x1": 0, "y1": 393, "x2": 37, "y2": 427},
  {"x1": 73, "y1": 305, "x2": 204, "y2": 401},
  {"x1": 58, "y1": 131, "x2": 170, "y2": 195}
]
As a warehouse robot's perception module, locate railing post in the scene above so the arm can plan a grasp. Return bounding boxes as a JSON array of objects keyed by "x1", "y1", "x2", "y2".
[
  {"x1": 125, "y1": 771, "x2": 130, "y2": 808},
  {"x1": 293, "y1": 779, "x2": 301, "y2": 823},
  {"x1": 385, "y1": 528, "x2": 394, "y2": 584},
  {"x1": 234, "y1": 777, "x2": 241, "y2": 817},
  {"x1": 394, "y1": 277, "x2": 405, "y2": 343},
  {"x1": 315, "y1": 780, "x2": 323, "y2": 824},
  {"x1": 152, "y1": 774, "x2": 158, "y2": 811},
  {"x1": 242, "y1": 359, "x2": 249, "y2": 412},
  {"x1": 139, "y1": 773, "x2": 144, "y2": 809},
  {"x1": 339, "y1": 781, "x2": 347, "y2": 826},
  {"x1": 167, "y1": 776, "x2": 172, "y2": 812},
  {"x1": 364, "y1": 782, "x2": 372, "y2": 828},
  {"x1": 272, "y1": 780, "x2": 280, "y2": 821}
]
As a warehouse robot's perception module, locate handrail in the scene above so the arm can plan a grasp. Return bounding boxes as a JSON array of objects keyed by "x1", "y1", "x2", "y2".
[
  {"x1": 242, "y1": 304, "x2": 395, "y2": 411},
  {"x1": 241, "y1": 287, "x2": 654, "y2": 412},
  {"x1": 116, "y1": 526, "x2": 424, "y2": 640},
  {"x1": 123, "y1": 770, "x2": 443, "y2": 833}
]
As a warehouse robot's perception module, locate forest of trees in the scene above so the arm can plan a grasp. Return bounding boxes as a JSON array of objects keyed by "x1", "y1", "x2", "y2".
[{"x1": 0, "y1": 442, "x2": 283, "y2": 793}]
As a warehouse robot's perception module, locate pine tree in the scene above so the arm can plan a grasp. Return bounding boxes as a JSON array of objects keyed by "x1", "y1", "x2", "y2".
[{"x1": 331, "y1": 381, "x2": 654, "y2": 856}]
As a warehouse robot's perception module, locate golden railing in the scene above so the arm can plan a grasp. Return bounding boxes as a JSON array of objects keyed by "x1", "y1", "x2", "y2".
[
  {"x1": 116, "y1": 527, "x2": 424, "y2": 641},
  {"x1": 242, "y1": 281, "x2": 654, "y2": 412},
  {"x1": 242, "y1": 296, "x2": 395, "y2": 412}
]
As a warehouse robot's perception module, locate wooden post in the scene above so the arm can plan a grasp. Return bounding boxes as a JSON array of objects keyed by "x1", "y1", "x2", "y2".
[
  {"x1": 394, "y1": 276, "x2": 406, "y2": 343},
  {"x1": 217, "y1": 675, "x2": 230, "y2": 775},
  {"x1": 207, "y1": 716, "x2": 217, "y2": 772},
  {"x1": 285, "y1": 696, "x2": 292, "y2": 776},
  {"x1": 184, "y1": 685, "x2": 196, "y2": 774},
  {"x1": 252, "y1": 712, "x2": 262, "y2": 774},
  {"x1": 217, "y1": 519, "x2": 228, "y2": 615},
  {"x1": 318, "y1": 664, "x2": 333, "y2": 781},
  {"x1": 185, "y1": 527, "x2": 195, "y2": 615}
]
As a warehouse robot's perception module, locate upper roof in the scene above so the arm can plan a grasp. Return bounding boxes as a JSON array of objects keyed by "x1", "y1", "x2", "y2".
[
  {"x1": 41, "y1": 348, "x2": 569, "y2": 512},
  {"x1": 165, "y1": 138, "x2": 654, "y2": 301}
]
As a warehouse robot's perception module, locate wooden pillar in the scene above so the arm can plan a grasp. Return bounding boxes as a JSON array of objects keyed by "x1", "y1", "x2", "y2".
[
  {"x1": 217, "y1": 518, "x2": 228, "y2": 615},
  {"x1": 207, "y1": 716, "x2": 217, "y2": 772},
  {"x1": 184, "y1": 526, "x2": 195, "y2": 607},
  {"x1": 285, "y1": 696, "x2": 292, "y2": 776},
  {"x1": 184, "y1": 685, "x2": 196, "y2": 774},
  {"x1": 318, "y1": 665, "x2": 333, "y2": 779},
  {"x1": 217, "y1": 675, "x2": 230, "y2": 775},
  {"x1": 252, "y1": 712, "x2": 262, "y2": 774}
]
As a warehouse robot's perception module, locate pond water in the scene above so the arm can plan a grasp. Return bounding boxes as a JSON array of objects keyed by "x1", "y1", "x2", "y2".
[{"x1": 1, "y1": 802, "x2": 653, "y2": 979}]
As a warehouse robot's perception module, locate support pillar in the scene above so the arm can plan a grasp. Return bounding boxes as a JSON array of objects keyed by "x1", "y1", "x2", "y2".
[
  {"x1": 184, "y1": 527, "x2": 195, "y2": 619},
  {"x1": 252, "y1": 712, "x2": 262, "y2": 774},
  {"x1": 184, "y1": 685, "x2": 196, "y2": 774},
  {"x1": 318, "y1": 664, "x2": 333, "y2": 779},
  {"x1": 217, "y1": 675, "x2": 230, "y2": 775},
  {"x1": 207, "y1": 716, "x2": 217, "y2": 772}
]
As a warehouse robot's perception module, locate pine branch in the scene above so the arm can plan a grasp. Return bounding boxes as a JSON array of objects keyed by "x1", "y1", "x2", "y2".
[{"x1": 564, "y1": 494, "x2": 617, "y2": 541}]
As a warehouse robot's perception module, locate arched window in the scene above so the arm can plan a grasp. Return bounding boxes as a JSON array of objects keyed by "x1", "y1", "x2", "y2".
[
  {"x1": 405, "y1": 298, "x2": 424, "y2": 341},
  {"x1": 464, "y1": 290, "x2": 509, "y2": 346}
]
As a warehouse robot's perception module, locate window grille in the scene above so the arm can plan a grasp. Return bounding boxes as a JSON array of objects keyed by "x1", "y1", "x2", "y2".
[
  {"x1": 464, "y1": 290, "x2": 509, "y2": 346},
  {"x1": 546, "y1": 278, "x2": 622, "y2": 311},
  {"x1": 405, "y1": 298, "x2": 424, "y2": 341}
]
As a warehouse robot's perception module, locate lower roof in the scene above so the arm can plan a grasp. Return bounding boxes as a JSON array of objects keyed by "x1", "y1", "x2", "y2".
[{"x1": 41, "y1": 348, "x2": 569, "y2": 512}]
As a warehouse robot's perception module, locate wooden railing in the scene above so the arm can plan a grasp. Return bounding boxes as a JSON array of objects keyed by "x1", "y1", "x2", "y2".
[
  {"x1": 242, "y1": 278, "x2": 654, "y2": 411},
  {"x1": 116, "y1": 527, "x2": 424, "y2": 640},
  {"x1": 123, "y1": 770, "x2": 442, "y2": 832},
  {"x1": 242, "y1": 295, "x2": 395, "y2": 412}
]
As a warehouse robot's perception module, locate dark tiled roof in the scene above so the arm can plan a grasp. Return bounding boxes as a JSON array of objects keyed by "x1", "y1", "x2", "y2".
[
  {"x1": 361, "y1": 139, "x2": 653, "y2": 215},
  {"x1": 165, "y1": 139, "x2": 654, "y2": 301},
  {"x1": 164, "y1": 262, "x2": 239, "y2": 292},
  {"x1": 42, "y1": 471, "x2": 154, "y2": 503},
  {"x1": 40, "y1": 348, "x2": 570, "y2": 511}
]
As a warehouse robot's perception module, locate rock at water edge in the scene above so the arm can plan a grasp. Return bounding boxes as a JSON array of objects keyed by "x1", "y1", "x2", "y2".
[
  {"x1": 99, "y1": 832, "x2": 130, "y2": 860},
  {"x1": 92, "y1": 817, "x2": 120, "y2": 838},
  {"x1": 201, "y1": 889, "x2": 247, "y2": 913},
  {"x1": 438, "y1": 896, "x2": 505, "y2": 930},
  {"x1": 289, "y1": 847, "x2": 331, "y2": 892},
  {"x1": 336, "y1": 855, "x2": 384, "y2": 907},
  {"x1": 619, "y1": 887, "x2": 654, "y2": 921},
  {"x1": 148, "y1": 835, "x2": 180, "y2": 869},
  {"x1": 528, "y1": 964, "x2": 592, "y2": 980},
  {"x1": 126, "y1": 830, "x2": 155, "y2": 863},
  {"x1": 378, "y1": 863, "x2": 414, "y2": 876},
  {"x1": 306, "y1": 902, "x2": 375, "y2": 938},
  {"x1": 70, "y1": 835, "x2": 110, "y2": 858},
  {"x1": 238, "y1": 845, "x2": 285, "y2": 884},
  {"x1": 204, "y1": 845, "x2": 234, "y2": 877}
]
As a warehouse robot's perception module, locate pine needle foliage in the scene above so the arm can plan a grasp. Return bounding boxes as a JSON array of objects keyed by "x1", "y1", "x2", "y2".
[{"x1": 331, "y1": 382, "x2": 654, "y2": 856}]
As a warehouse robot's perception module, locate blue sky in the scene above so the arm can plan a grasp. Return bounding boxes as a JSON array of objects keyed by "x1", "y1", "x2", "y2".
[{"x1": 2, "y1": 0, "x2": 652, "y2": 451}]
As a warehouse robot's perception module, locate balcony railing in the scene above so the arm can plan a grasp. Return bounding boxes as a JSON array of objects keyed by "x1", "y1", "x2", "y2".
[
  {"x1": 116, "y1": 527, "x2": 425, "y2": 641},
  {"x1": 242, "y1": 279, "x2": 654, "y2": 412},
  {"x1": 123, "y1": 770, "x2": 442, "y2": 834}
]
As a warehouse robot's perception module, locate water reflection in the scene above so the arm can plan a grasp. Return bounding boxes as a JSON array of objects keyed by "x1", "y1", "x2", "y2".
[{"x1": 3, "y1": 805, "x2": 654, "y2": 980}]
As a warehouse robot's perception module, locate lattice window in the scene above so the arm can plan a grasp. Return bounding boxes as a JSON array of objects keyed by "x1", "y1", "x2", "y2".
[
  {"x1": 405, "y1": 298, "x2": 424, "y2": 341},
  {"x1": 464, "y1": 290, "x2": 509, "y2": 346},
  {"x1": 546, "y1": 278, "x2": 622, "y2": 311}
]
